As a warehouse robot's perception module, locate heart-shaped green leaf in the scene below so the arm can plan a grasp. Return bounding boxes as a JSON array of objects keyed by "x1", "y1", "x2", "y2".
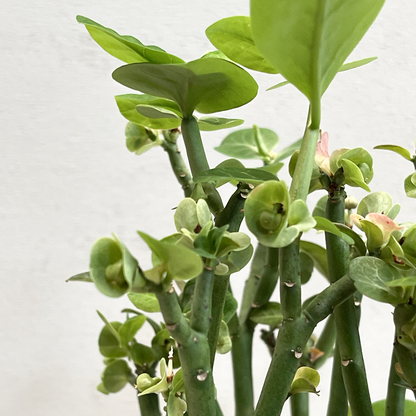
[
  {"x1": 112, "y1": 58, "x2": 258, "y2": 117},
  {"x1": 206, "y1": 16, "x2": 277, "y2": 74},
  {"x1": 101, "y1": 359, "x2": 132, "y2": 393},
  {"x1": 76, "y1": 15, "x2": 184, "y2": 64},
  {"x1": 357, "y1": 192, "x2": 394, "y2": 217},
  {"x1": 250, "y1": 0, "x2": 385, "y2": 101}
]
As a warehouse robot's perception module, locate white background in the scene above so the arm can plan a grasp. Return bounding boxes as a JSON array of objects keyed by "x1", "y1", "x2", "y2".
[{"x1": 1, "y1": 0, "x2": 416, "y2": 415}]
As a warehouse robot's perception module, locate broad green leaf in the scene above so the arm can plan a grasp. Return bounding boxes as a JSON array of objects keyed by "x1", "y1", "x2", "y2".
[
  {"x1": 119, "y1": 315, "x2": 147, "y2": 345},
  {"x1": 194, "y1": 167, "x2": 278, "y2": 185},
  {"x1": 90, "y1": 237, "x2": 128, "y2": 297},
  {"x1": 197, "y1": 116, "x2": 244, "y2": 131},
  {"x1": 115, "y1": 94, "x2": 182, "y2": 129},
  {"x1": 313, "y1": 216, "x2": 354, "y2": 245},
  {"x1": 290, "y1": 367, "x2": 320, "y2": 395},
  {"x1": 174, "y1": 198, "x2": 199, "y2": 233},
  {"x1": 205, "y1": 16, "x2": 278, "y2": 74},
  {"x1": 98, "y1": 321, "x2": 126, "y2": 358},
  {"x1": 139, "y1": 231, "x2": 203, "y2": 282},
  {"x1": 374, "y1": 144, "x2": 412, "y2": 161},
  {"x1": 250, "y1": 0, "x2": 385, "y2": 101},
  {"x1": 112, "y1": 58, "x2": 258, "y2": 118},
  {"x1": 101, "y1": 359, "x2": 131, "y2": 393},
  {"x1": 76, "y1": 16, "x2": 184, "y2": 64},
  {"x1": 97, "y1": 382, "x2": 109, "y2": 395},
  {"x1": 249, "y1": 302, "x2": 283, "y2": 328},
  {"x1": 349, "y1": 256, "x2": 406, "y2": 305},
  {"x1": 215, "y1": 127, "x2": 279, "y2": 160},
  {"x1": 405, "y1": 172, "x2": 416, "y2": 198},
  {"x1": 357, "y1": 192, "x2": 393, "y2": 217},
  {"x1": 66, "y1": 271, "x2": 92, "y2": 283},
  {"x1": 128, "y1": 292, "x2": 160, "y2": 313},
  {"x1": 300, "y1": 241, "x2": 329, "y2": 280},
  {"x1": 131, "y1": 342, "x2": 157, "y2": 365},
  {"x1": 267, "y1": 58, "x2": 377, "y2": 91}
]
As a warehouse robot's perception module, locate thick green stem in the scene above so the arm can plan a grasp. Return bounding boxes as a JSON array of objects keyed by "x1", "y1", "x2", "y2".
[
  {"x1": 386, "y1": 347, "x2": 406, "y2": 416},
  {"x1": 208, "y1": 274, "x2": 230, "y2": 367},
  {"x1": 326, "y1": 343, "x2": 348, "y2": 416},
  {"x1": 230, "y1": 315, "x2": 255, "y2": 416},
  {"x1": 279, "y1": 239, "x2": 301, "y2": 320},
  {"x1": 290, "y1": 393, "x2": 309, "y2": 416},
  {"x1": 255, "y1": 274, "x2": 356, "y2": 416},
  {"x1": 325, "y1": 189, "x2": 373, "y2": 416},
  {"x1": 191, "y1": 260, "x2": 216, "y2": 335},
  {"x1": 156, "y1": 287, "x2": 216, "y2": 416},
  {"x1": 181, "y1": 116, "x2": 223, "y2": 216},
  {"x1": 289, "y1": 126, "x2": 319, "y2": 202},
  {"x1": 161, "y1": 132, "x2": 194, "y2": 197},
  {"x1": 138, "y1": 393, "x2": 161, "y2": 416},
  {"x1": 252, "y1": 247, "x2": 279, "y2": 308}
]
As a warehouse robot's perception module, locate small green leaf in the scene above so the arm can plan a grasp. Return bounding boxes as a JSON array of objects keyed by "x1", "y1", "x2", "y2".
[
  {"x1": 101, "y1": 359, "x2": 132, "y2": 393},
  {"x1": 251, "y1": 0, "x2": 385, "y2": 102},
  {"x1": 223, "y1": 244, "x2": 254, "y2": 275},
  {"x1": 290, "y1": 367, "x2": 320, "y2": 395},
  {"x1": 300, "y1": 252, "x2": 314, "y2": 285},
  {"x1": 66, "y1": 272, "x2": 92, "y2": 283},
  {"x1": 357, "y1": 191, "x2": 393, "y2": 217},
  {"x1": 76, "y1": 15, "x2": 184, "y2": 64},
  {"x1": 205, "y1": 16, "x2": 278, "y2": 74},
  {"x1": 90, "y1": 237, "x2": 128, "y2": 298},
  {"x1": 128, "y1": 292, "x2": 160, "y2": 313},
  {"x1": 385, "y1": 276, "x2": 416, "y2": 288},
  {"x1": 124, "y1": 122, "x2": 162, "y2": 155},
  {"x1": 340, "y1": 158, "x2": 371, "y2": 191},
  {"x1": 313, "y1": 216, "x2": 355, "y2": 245},
  {"x1": 174, "y1": 198, "x2": 199, "y2": 233},
  {"x1": 349, "y1": 256, "x2": 406, "y2": 305},
  {"x1": 374, "y1": 144, "x2": 412, "y2": 161},
  {"x1": 215, "y1": 127, "x2": 279, "y2": 160},
  {"x1": 217, "y1": 320, "x2": 232, "y2": 354},
  {"x1": 112, "y1": 58, "x2": 258, "y2": 118},
  {"x1": 368, "y1": 399, "x2": 416, "y2": 416},
  {"x1": 98, "y1": 321, "x2": 126, "y2": 358},
  {"x1": 131, "y1": 342, "x2": 157, "y2": 366},
  {"x1": 119, "y1": 315, "x2": 147, "y2": 345},
  {"x1": 194, "y1": 167, "x2": 278, "y2": 185},
  {"x1": 115, "y1": 94, "x2": 182, "y2": 129},
  {"x1": 249, "y1": 302, "x2": 283, "y2": 328},
  {"x1": 405, "y1": 172, "x2": 416, "y2": 198},
  {"x1": 299, "y1": 241, "x2": 329, "y2": 280},
  {"x1": 167, "y1": 394, "x2": 187, "y2": 416},
  {"x1": 197, "y1": 117, "x2": 244, "y2": 131},
  {"x1": 312, "y1": 196, "x2": 327, "y2": 218},
  {"x1": 224, "y1": 292, "x2": 239, "y2": 323},
  {"x1": 97, "y1": 382, "x2": 109, "y2": 395}
]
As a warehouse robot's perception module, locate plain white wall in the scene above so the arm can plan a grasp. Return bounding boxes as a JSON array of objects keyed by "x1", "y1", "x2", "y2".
[{"x1": 1, "y1": 0, "x2": 415, "y2": 415}]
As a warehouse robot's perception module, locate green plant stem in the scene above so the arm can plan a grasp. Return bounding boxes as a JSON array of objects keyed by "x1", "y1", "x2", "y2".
[
  {"x1": 230, "y1": 314, "x2": 255, "y2": 416},
  {"x1": 208, "y1": 274, "x2": 230, "y2": 367},
  {"x1": 290, "y1": 393, "x2": 309, "y2": 416},
  {"x1": 181, "y1": 116, "x2": 223, "y2": 216},
  {"x1": 255, "y1": 274, "x2": 356, "y2": 416},
  {"x1": 252, "y1": 247, "x2": 279, "y2": 308},
  {"x1": 279, "y1": 239, "x2": 301, "y2": 320},
  {"x1": 386, "y1": 347, "x2": 406, "y2": 416},
  {"x1": 156, "y1": 287, "x2": 216, "y2": 416},
  {"x1": 138, "y1": 393, "x2": 161, "y2": 416},
  {"x1": 326, "y1": 342, "x2": 348, "y2": 416},
  {"x1": 325, "y1": 189, "x2": 373, "y2": 416},
  {"x1": 161, "y1": 134, "x2": 194, "y2": 197},
  {"x1": 289, "y1": 124, "x2": 319, "y2": 202},
  {"x1": 191, "y1": 260, "x2": 216, "y2": 334}
]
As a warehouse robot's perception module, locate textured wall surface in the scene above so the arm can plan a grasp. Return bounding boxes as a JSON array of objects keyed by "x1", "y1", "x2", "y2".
[{"x1": 1, "y1": 1, "x2": 416, "y2": 415}]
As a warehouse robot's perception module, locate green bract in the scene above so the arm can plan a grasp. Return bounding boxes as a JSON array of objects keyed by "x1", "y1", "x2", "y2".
[
  {"x1": 245, "y1": 181, "x2": 315, "y2": 247},
  {"x1": 112, "y1": 58, "x2": 258, "y2": 118},
  {"x1": 76, "y1": 16, "x2": 184, "y2": 64},
  {"x1": 250, "y1": 0, "x2": 385, "y2": 102},
  {"x1": 289, "y1": 367, "x2": 320, "y2": 396},
  {"x1": 125, "y1": 122, "x2": 162, "y2": 155}
]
